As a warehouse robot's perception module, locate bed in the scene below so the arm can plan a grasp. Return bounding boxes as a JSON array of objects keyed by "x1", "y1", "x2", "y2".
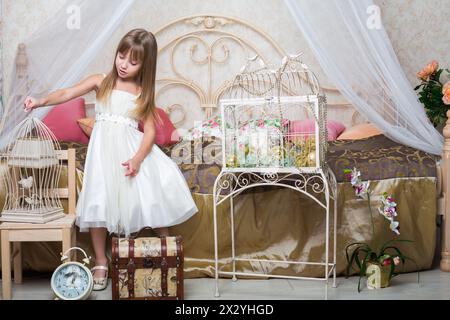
[{"x1": 0, "y1": 14, "x2": 441, "y2": 278}]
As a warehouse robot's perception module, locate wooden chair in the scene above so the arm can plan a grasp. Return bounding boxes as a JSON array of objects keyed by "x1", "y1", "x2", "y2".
[{"x1": 1, "y1": 148, "x2": 77, "y2": 300}]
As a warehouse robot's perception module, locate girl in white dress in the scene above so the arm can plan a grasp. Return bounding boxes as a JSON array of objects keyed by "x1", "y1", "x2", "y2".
[{"x1": 23, "y1": 29, "x2": 198, "y2": 290}]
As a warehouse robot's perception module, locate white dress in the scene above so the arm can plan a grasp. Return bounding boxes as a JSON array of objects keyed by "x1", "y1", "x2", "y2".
[{"x1": 76, "y1": 89, "x2": 198, "y2": 236}]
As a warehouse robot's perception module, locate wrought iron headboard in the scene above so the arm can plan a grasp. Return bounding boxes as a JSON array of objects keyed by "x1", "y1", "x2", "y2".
[{"x1": 80, "y1": 15, "x2": 363, "y2": 128}]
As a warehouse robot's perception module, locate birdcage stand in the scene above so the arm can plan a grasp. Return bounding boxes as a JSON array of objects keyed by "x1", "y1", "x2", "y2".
[
  {"x1": 212, "y1": 165, "x2": 337, "y2": 299},
  {"x1": 213, "y1": 54, "x2": 338, "y2": 299}
]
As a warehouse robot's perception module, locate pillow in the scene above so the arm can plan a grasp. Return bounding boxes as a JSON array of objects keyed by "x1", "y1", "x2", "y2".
[
  {"x1": 138, "y1": 108, "x2": 180, "y2": 146},
  {"x1": 77, "y1": 118, "x2": 95, "y2": 137},
  {"x1": 337, "y1": 123, "x2": 382, "y2": 140},
  {"x1": 289, "y1": 119, "x2": 346, "y2": 141},
  {"x1": 43, "y1": 97, "x2": 89, "y2": 144}
]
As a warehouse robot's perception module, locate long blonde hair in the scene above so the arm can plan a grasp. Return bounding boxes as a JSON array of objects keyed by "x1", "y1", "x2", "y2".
[{"x1": 97, "y1": 29, "x2": 159, "y2": 122}]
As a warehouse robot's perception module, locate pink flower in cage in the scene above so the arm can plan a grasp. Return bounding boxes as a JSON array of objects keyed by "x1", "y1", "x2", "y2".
[{"x1": 192, "y1": 128, "x2": 201, "y2": 139}]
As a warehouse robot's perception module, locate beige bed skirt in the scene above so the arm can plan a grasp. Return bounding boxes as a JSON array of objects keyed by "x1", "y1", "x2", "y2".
[{"x1": 0, "y1": 164, "x2": 437, "y2": 278}]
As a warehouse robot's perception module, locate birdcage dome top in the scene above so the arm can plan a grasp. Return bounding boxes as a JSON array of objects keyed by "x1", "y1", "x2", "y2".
[
  {"x1": 3, "y1": 116, "x2": 61, "y2": 168},
  {"x1": 225, "y1": 53, "x2": 323, "y2": 101}
]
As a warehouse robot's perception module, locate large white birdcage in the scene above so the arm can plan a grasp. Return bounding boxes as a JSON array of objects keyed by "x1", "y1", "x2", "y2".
[
  {"x1": 0, "y1": 117, "x2": 65, "y2": 223},
  {"x1": 212, "y1": 54, "x2": 338, "y2": 299},
  {"x1": 220, "y1": 53, "x2": 328, "y2": 173}
]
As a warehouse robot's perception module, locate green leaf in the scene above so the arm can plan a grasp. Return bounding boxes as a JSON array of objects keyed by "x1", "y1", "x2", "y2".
[
  {"x1": 378, "y1": 254, "x2": 390, "y2": 264},
  {"x1": 346, "y1": 247, "x2": 360, "y2": 276},
  {"x1": 345, "y1": 242, "x2": 370, "y2": 253},
  {"x1": 346, "y1": 243, "x2": 371, "y2": 276},
  {"x1": 358, "y1": 250, "x2": 374, "y2": 293},
  {"x1": 379, "y1": 239, "x2": 413, "y2": 254}
]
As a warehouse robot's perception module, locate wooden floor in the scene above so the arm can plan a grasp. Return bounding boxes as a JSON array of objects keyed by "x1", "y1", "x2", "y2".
[{"x1": 1, "y1": 267, "x2": 450, "y2": 300}]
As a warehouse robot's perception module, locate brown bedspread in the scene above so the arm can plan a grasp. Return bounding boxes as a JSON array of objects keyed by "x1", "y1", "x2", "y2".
[
  {"x1": 60, "y1": 134, "x2": 438, "y2": 192},
  {"x1": 327, "y1": 135, "x2": 437, "y2": 182},
  {"x1": 61, "y1": 135, "x2": 436, "y2": 194}
]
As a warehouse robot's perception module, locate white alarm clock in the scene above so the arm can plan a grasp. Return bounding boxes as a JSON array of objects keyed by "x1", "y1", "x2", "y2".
[{"x1": 51, "y1": 247, "x2": 93, "y2": 300}]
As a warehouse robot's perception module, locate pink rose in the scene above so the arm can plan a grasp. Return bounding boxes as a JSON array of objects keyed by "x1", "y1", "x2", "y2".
[
  {"x1": 383, "y1": 258, "x2": 391, "y2": 266},
  {"x1": 417, "y1": 60, "x2": 439, "y2": 81},
  {"x1": 443, "y1": 81, "x2": 450, "y2": 105}
]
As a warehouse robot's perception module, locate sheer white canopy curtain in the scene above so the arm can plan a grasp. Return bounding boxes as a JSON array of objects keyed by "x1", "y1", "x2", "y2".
[
  {"x1": 0, "y1": 0, "x2": 136, "y2": 150},
  {"x1": 0, "y1": 0, "x2": 443, "y2": 155},
  {"x1": 284, "y1": 0, "x2": 443, "y2": 155}
]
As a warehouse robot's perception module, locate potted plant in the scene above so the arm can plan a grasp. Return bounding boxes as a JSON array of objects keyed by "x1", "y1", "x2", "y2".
[
  {"x1": 344, "y1": 168, "x2": 419, "y2": 292},
  {"x1": 414, "y1": 60, "x2": 450, "y2": 128}
]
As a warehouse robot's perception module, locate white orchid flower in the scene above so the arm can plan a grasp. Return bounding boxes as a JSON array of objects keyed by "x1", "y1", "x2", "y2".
[
  {"x1": 350, "y1": 168, "x2": 361, "y2": 187},
  {"x1": 389, "y1": 219, "x2": 400, "y2": 235}
]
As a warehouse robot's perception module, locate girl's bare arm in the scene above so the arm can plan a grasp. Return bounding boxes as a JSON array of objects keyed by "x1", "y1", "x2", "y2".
[
  {"x1": 134, "y1": 115, "x2": 156, "y2": 163},
  {"x1": 24, "y1": 74, "x2": 104, "y2": 111},
  {"x1": 122, "y1": 115, "x2": 156, "y2": 177}
]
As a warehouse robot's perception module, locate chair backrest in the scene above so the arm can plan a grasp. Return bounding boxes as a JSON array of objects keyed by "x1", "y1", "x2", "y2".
[{"x1": 54, "y1": 148, "x2": 76, "y2": 215}]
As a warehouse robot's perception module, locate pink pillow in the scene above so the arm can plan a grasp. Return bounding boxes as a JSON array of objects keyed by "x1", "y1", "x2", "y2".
[
  {"x1": 289, "y1": 119, "x2": 346, "y2": 141},
  {"x1": 138, "y1": 108, "x2": 180, "y2": 146},
  {"x1": 43, "y1": 97, "x2": 89, "y2": 144}
]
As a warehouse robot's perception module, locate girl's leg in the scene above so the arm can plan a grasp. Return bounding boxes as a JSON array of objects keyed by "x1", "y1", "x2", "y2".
[
  {"x1": 90, "y1": 227, "x2": 108, "y2": 278},
  {"x1": 154, "y1": 227, "x2": 169, "y2": 237}
]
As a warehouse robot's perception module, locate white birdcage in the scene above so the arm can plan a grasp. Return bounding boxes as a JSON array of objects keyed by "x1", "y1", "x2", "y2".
[
  {"x1": 212, "y1": 54, "x2": 337, "y2": 299},
  {"x1": 220, "y1": 53, "x2": 327, "y2": 172},
  {"x1": 0, "y1": 117, "x2": 65, "y2": 223}
]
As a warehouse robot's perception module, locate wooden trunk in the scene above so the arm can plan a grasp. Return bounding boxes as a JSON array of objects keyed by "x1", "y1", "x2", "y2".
[{"x1": 111, "y1": 234, "x2": 183, "y2": 300}]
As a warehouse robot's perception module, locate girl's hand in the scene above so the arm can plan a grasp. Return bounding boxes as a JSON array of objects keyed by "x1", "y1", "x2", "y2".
[
  {"x1": 23, "y1": 96, "x2": 42, "y2": 112},
  {"x1": 121, "y1": 158, "x2": 142, "y2": 177}
]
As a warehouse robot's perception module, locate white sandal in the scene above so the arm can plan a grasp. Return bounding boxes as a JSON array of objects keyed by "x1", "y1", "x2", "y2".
[{"x1": 91, "y1": 265, "x2": 109, "y2": 291}]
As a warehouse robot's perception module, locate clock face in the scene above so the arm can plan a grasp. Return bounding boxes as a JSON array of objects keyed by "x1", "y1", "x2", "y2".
[{"x1": 51, "y1": 263, "x2": 93, "y2": 300}]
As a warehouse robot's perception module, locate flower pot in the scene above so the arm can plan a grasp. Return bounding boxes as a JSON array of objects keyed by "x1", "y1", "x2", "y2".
[{"x1": 366, "y1": 262, "x2": 390, "y2": 289}]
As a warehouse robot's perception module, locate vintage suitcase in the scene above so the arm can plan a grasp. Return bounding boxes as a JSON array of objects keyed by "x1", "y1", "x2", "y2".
[{"x1": 111, "y1": 228, "x2": 184, "y2": 300}]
